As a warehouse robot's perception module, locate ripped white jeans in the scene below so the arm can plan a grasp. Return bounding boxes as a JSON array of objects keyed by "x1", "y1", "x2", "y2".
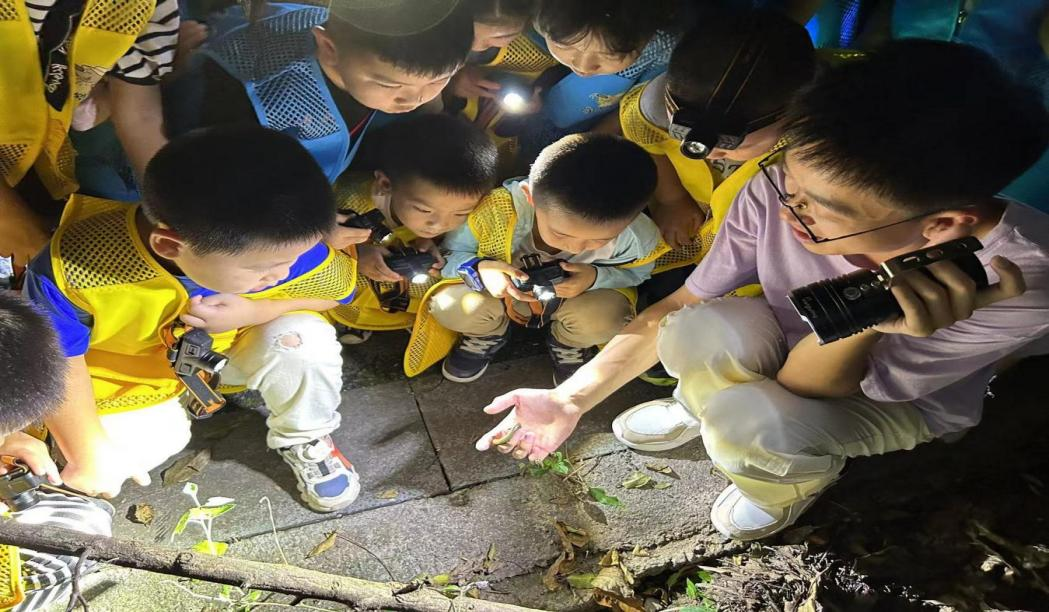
[
  {"x1": 658, "y1": 297, "x2": 934, "y2": 512},
  {"x1": 100, "y1": 313, "x2": 345, "y2": 472}
]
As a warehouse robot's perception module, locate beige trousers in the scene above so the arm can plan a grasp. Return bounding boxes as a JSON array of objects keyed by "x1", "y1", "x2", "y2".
[
  {"x1": 658, "y1": 297, "x2": 934, "y2": 512},
  {"x1": 429, "y1": 285, "x2": 633, "y2": 348}
]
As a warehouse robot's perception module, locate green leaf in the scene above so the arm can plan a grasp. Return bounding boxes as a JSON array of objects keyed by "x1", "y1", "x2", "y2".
[
  {"x1": 645, "y1": 462, "x2": 674, "y2": 475},
  {"x1": 550, "y1": 460, "x2": 572, "y2": 476},
  {"x1": 588, "y1": 487, "x2": 623, "y2": 507},
  {"x1": 441, "y1": 585, "x2": 462, "y2": 598},
  {"x1": 621, "y1": 472, "x2": 653, "y2": 489},
  {"x1": 188, "y1": 502, "x2": 236, "y2": 520},
  {"x1": 695, "y1": 570, "x2": 713, "y2": 583},
  {"x1": 219, "y1": 584, "x2": 233, "y2": 600},
  {"x1": 566, "y1": 573, "x2": 596, "y2": 589},
  {"x1": 430, "y1": 574, "x2": 452, "y2": 587},
  {"x1": 172, "y1": 511, "x2": 192, "y2": 536},
  {"x1": 653, "y1": 482, "x2": 672, "y2": 490},
  {"x1": 192, "y1": 540, "x2": 228, "y2": 556},
  {"x1": 685, "y1": 577, "x2": 698, "y2": 599}
]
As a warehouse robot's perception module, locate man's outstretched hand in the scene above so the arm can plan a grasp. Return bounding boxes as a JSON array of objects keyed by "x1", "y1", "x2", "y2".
[{"x1": 475, "y1": 388, "x2": 583, "y2": 461}]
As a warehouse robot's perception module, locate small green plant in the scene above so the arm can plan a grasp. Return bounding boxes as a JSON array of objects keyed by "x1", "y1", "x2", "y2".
[
  {"x1": 683, "y1": 570, "x2": 717, "y2": 611},
  {"x1": 171, "y1": 482, "x2": 236, "y2": 556},
  {"x1": 521, "y1": 451, "x2": 624, "y2": 508},
  {"x1": 523, "y1": 451, "x2": 574, "y2": 477}
]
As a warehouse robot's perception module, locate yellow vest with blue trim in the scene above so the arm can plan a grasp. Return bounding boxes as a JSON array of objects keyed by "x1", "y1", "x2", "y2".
[
  {"x1": 403, "y1": 188, "x2": 670, "y2": 377},
  {"x1": 328, "y1": 174, "x2": 443, "y2": 331},
  {"x1": 0, "y1": 0, "x2": 157, "y2": 198},
  {"x1": 50, "y1": 195, "x2": 357, "y2": 414},
  {"x1": 619, "y1": 82, "x2": 767, "y2": 298}
]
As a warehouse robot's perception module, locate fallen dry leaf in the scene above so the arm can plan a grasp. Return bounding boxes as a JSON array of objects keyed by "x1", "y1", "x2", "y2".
[
  {"x1": 161, "y1": 448, "x2": 211, "y2": 486},
  {"x1": 376, "y1": 489, "x2": 398, "y2": 500},
  {"x1": 621, "y1": 472, "x2": 652, "y2": 489},
  {"x1": 306, "y1": 531, "x2": 338, "y2": 559},
  {"x1": 630, "y1": 544, "x2": 649, "y2": 557},
  {"x1": 592, "y1": 587, "x2": 644, "y2": 611},
  {"x1": 481, "y1": 542, "x2": 499, "y2": 573},
  {"x1": 645, "y1": 463, "x2": 674, "y2": 475},
  {"x1": 653, "y1": 482, "x2": 672, "y2": 490},
  {"x1": 126, "y1": 504, "x2": 155, "y2": 526}
]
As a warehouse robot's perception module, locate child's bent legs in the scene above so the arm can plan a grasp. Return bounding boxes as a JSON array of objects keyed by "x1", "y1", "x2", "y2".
[
  {"x1": 220, "y1": 313, "x2": 344, "y2": 449},
  {"x1": 700, "y1": 380, "x2": 933, "y2": 512},
  {"x1": 550, "y1": 289, "x2": 633, "y2": 348},
  {"x1": 429, "y1": 285, "x2": 510, "y2": 336},
  {"x1": 99, "y1": 398, "x2": 192, "y2": 473}
]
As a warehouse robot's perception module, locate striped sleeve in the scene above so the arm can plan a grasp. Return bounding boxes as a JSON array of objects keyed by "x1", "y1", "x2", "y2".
[{"x1": 109, "y1": 0, "x2": 181, "y2": 84}]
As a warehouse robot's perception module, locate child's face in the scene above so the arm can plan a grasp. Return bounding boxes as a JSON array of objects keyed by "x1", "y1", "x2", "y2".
[
  {"x1": 314, "y1": 30, "x2": 456, "y2": 114},
  {"x1": 543, "y1": 32, "x2": 640, "y2": 77},
  {"x1": 472, "y1": 19, "x2": 527, "y2": 52},
  {"x1": 152, "y1": 232, "x2": 322, "y2": 294},
  {"x1": 533, "y1": 205, "x2": 633, "y2": 254},
  {"x1": 381, "y1": 174, "x2": 480, "y2": 239}
]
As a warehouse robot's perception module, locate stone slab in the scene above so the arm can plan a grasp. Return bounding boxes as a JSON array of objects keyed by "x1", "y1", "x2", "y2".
[
  {"x1": 411, "y1": 354, "x2": 669, "y2": 489},
  {"x1": 111, "y1": 380, "x2": 448, "y2": 545}
]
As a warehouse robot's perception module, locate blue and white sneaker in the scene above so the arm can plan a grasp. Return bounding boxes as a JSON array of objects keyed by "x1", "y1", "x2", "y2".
[
  {"x1": 441, "y1": 332, "x2": 509, "y2": 383},
  {"x1": 278, "y1": 436, "x2": 360, "y2": 512}
]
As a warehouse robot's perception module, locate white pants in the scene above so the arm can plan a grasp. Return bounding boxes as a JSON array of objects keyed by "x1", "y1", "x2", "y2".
[
  {"x1": 100, "y1": 313, "x2": 345, "y2": 473},
  {"x1": 658, "y1": 297, "x2": 934, "y2": 512}
]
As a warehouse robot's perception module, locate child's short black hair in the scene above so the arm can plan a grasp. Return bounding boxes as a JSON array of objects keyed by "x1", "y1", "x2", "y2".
[
  {"x1": 668, "y1": 9, "x2": 814, "y2": 125},
  {"x1": 534, "y1": 0, "x2": 679, "y2": 55},
  {"x1": 530, "y1": 133, "x2": 656, "y2": 223},
  {"x1": 785, "y1": 39, "x2": 1049, "y2": 212},
  {"x1": 0, "y1": 293, "x2": 66, "y2": 433},
  {"x1": 324, "y1": 7, "x2": 473, "y2": 77},
  {"x1": 142, "y1": 124, "x2": 335, "y2": 255},
  {"x1": 379, "y1": 114, "x2": 498, "y2": 196},
  {"x1": 469, "y1": 0, "x2": 534, "y2": 25}
]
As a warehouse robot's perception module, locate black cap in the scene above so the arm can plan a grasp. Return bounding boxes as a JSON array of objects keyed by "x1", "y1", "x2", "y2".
[{"x1": 329, "y1": 0, "x2": 462, "y2": 36}]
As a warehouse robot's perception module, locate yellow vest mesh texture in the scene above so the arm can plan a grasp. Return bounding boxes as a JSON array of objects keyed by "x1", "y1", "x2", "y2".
[
  {"x1": 491, "y1": 35, "x2": 559, "y2": 74},
  {"x1": 0, "y1": 2, "x2": 19, "y2": 19},
  {"x1": 403, "y1": 279, "x2": 460, "y2": 377},
  {"x1": 333, "y1": 173, "x2": 374, "y2": 214},
  {"x1": 62, "y1": 208, "x2": 158, "y2": 290},
  {"x1": 0, "y1": 543, "x2": 22, "y2": 609},
  {"x1": 0, "y1": 1, "x2": 34, "y2": 184},
  {"x1": 81, "y1": 0, "x2": 154, "y2": 34},
  {"x1": 265, "y1": 250, "x2": 357, "y2": 300},
  {"x1": 468, "y1": 188, "x2": 517, "y2": 262},
  {"x1": 619, "y1": 85, "x2": 670, "y2": 149}
]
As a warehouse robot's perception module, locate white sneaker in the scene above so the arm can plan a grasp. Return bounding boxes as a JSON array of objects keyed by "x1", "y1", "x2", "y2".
[
  {"x1": 709, "y1": 484, "x2": 824, "y2": 541},
  {"x1": 611, "y1": 398, "x2": 702, "y2": 452},
  {"x1": 277, "y1": 436, "x2": 361, "y2": 513},
  {"x1": 338, "y1": 329, "x2": 372, "y2": 345}
]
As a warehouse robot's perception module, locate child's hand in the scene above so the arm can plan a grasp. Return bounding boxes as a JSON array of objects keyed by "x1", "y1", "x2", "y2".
[
  {"x1": 357, "y1": 244, "x2": 402, "y2": 283},
  {"x1": 651, "y1": 200, "x2": 707, "y2": 250},
  {"x1": 450, "y1": 65, "x2": 502, "y2": 99},
  {"x1": 410, "y1": 238, "x2": 446, "y2": 274},
  {"x1": 477, "y1": 260, "x2": 535, "y2": 302},
  {"x1": 181, "y1": 294, "x2": 265, "y2": 333},
  {"x1": 61, "y1": 437, "x2": 150, "y2": 498},
  {"x1": 329, "y1": 214, "x2": 373, "y2": 251},
  {"x1": 553, "y1": 263, "x2": 597, "y2": 299},
  {"x1": 0, "y1": 432, "x2": 61, "y2": 486}
]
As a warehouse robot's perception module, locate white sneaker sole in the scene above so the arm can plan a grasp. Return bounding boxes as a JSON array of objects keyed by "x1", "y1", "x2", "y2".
[
  {"x1": 611, "y1": 402, "x2": 703, "y2": 453},
  {"x1": 442, "y1": 360, "x2": 489, "y2": 383}
]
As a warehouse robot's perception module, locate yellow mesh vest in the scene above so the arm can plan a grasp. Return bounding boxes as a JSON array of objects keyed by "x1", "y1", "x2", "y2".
[
  {"x1": 404, "y1": 188, "x2": 669, "y2": 376},
  {"x1": 0, "y1": 543, "x2": 22, "y2": 610},
  {"x1": 328, "y1": 174, "x2": 441, "y2": 331},
  {"x1": 0, "y1": 0, "x2": 156, "y2": 198},
  {"x1": 51, "y1": 196, "x2": 357, "y2": 414}
]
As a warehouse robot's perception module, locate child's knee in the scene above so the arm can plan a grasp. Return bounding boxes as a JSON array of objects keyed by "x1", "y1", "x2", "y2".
[
  {"x1": 556, "y1": 290, "x2": 633, "y2": 344},
  {"x1": 429, "y1": 285, "x2": 506, "y2": 331},
  {"x1": 248, "y1": 314, "x2": 342, "y2": 365}
]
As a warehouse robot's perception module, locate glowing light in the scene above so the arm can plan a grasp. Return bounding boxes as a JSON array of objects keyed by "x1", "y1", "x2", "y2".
[
  {"x1": 501, "y1": 91, "x2": 527, "y2": 113},
  {"x1": 411, "y1": 273, "x2": 431, "y2": 284}
]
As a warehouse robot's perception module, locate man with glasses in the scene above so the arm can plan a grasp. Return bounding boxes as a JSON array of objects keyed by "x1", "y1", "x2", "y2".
[{"x1": 471, "y1": 39, "x2": 1049, "y2": 540}]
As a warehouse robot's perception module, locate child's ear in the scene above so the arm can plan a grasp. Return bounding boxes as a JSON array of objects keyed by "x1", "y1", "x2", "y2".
[
  {"x1": 312, "y1": 27, "x2": 340, "y2": 74},
  {"x1": 520, "y1": 183, "x2": 535, "y2": 207},
  {"x1": 374, "y1": 170, "x2": 392, "y2": 196},
  {"x1": 149, "y1": 228, "x2": 187, "y2": 261}
]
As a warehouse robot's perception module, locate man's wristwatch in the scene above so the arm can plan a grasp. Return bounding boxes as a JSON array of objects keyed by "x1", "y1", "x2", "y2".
[{"x1": 457, "y1": 257, "x2": 487, "y2": 292}]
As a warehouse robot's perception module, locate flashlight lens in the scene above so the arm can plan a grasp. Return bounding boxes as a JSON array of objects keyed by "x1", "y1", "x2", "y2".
[
  {"x1": 501, "y1": 91, "x2": 527, "y2": 113},
  {"x1": 411, "y1": 273, "x2": 431, "y2": 284}
]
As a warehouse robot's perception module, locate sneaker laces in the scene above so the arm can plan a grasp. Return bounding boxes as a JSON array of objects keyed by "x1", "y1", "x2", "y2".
[
  {"x1": 461, "y1": 334, "x2": 503, "y2": 355},
  {"x1": 549, "y1": 343, "x2": 586, "y2": 365},
  {"x1": 282, "y1": 437, "x2": 346, "y2": 485}
]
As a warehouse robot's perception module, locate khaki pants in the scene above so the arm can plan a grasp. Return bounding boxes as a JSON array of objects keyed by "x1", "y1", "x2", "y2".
[
  {"x1": 99, "y1": 313, "x2": 345, "y2": 473},
  {"x1": 429, "y1": 285, "x2": 633, "y2": 348},
  {"x1": 658, "y1": 297, "x2": 934, "y2": 512}
]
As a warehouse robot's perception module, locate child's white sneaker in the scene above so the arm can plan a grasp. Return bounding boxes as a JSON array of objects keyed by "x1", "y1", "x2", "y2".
[
  {"x1": 709, "y1": 484, "x2": 825, "y2": 541},
  {"x1": 277, "y1": 436, "x2": 360, "y2": 512},
  {"x1": 611, "y1": 397, "x2": 702, "y2": 452}
]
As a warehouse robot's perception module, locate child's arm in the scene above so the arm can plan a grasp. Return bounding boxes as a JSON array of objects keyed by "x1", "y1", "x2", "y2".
[
  {"x1": 648, "y1": 154, "x2": 707, "y2": 249},
  {"x1": 0, "y1": 182, "x2": 50, "y2": 267},
  {"x1": 0, "y1": 432, "x2": 61, "y2": 486},
  {"x1": 108, "y1": 79, "x2": 168, "y2": 180},
  {"x1": 46, "y1": 356, "x2": 150, "y2": 497},
  {"x1": 439, "y1": 223, "x2": 484, "y2": 279},
  {"x1": 180, "y1": 294, "x2": 340, "y2": 334}
]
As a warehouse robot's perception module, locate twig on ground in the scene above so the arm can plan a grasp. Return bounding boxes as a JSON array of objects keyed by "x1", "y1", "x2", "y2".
[
  {"x1": 259, "y1": 497, "x2": 290, "y2": 565},
  {"x1": 64, "y1": 547, "x2": 91, "y2": 612},
  {"x1": 335, "y1": 534, "x2": 396, "y2": 582}
]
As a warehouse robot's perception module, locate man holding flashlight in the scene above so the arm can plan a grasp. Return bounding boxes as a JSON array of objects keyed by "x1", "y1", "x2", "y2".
[{"x1": 475, "y1": 40, "x2": 1049, "y2": 541}]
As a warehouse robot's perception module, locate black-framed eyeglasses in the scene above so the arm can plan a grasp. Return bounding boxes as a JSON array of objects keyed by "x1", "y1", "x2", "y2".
[{"x1": 757, "y1": 153, "x2": 945, "y2": 244}]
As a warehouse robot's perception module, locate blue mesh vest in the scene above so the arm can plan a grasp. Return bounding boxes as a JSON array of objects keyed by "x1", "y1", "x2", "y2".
[{"x1": 201, "y1": 3, "x2": 372, "y2": 182}]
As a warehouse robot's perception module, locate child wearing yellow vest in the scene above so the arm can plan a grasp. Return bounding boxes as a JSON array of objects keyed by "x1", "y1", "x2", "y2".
[
  {"x1": 0, "y1": 293, "x2": 112, "y2": 612},
  {"x1": 617, "y1": 10, "x2": 816, "y2": 384},
  {"x1": 328, "y1": 114, "x2": 498, "y2": 342},
  {"x1": 429, "y1": 134, "x2": 666, "y2": 385},
  {"x1": 22, "y1": 126, "x2": 362, "y2": 513}
]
